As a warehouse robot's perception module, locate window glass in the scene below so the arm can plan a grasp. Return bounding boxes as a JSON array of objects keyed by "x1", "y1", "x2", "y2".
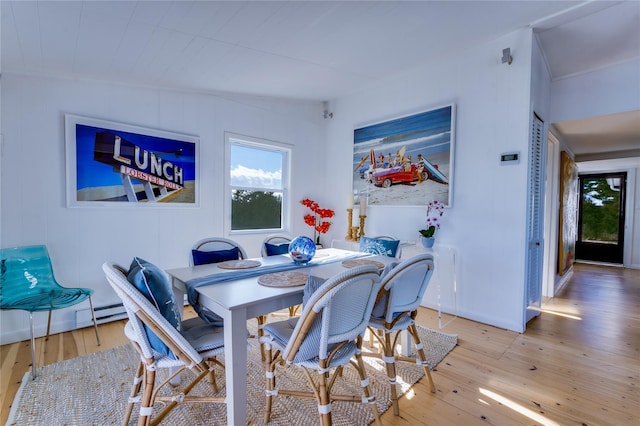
[{"x1": 226, "y1": 134, "x2": 290, "y2": 232}]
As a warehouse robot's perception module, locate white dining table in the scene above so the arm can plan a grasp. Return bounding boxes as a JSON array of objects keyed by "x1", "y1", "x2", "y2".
[{"x1": 166, "y1": 248, "x2": 395, "y2": 425}]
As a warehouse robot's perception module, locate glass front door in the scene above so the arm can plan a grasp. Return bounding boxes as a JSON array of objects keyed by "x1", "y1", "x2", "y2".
[{"x1": 576, "y1": 173, "x2": 626, "y2": 264}]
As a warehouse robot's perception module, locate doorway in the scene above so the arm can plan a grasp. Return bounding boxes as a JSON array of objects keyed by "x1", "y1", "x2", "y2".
[{"x1": 576, "y1": 172, "x2": 626, "y2": 264}]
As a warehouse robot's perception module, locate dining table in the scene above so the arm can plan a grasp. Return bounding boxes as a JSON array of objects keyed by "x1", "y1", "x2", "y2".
[{"x1": 166, "y1": 247, "x2": 396, "y2": 425}]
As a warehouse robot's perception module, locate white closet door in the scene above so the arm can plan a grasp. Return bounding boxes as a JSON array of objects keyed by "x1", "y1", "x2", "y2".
[{"x1": 525, "y1": 113, "x2": 546, "y2": 324}]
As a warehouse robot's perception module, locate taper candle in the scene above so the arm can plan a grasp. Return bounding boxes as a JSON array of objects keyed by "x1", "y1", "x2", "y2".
[
  {"x1": 359, "y1": 197, "x2": 366, "y2": 215},
  {"x1": 348, "y1": 192, "x2": 354, "y2": 209}
]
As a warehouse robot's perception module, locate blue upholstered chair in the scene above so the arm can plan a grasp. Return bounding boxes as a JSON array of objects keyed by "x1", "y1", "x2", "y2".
[
  {"x1": 366, "y1": 253, "x2": 437, "y2": 416},
  {"x1": 261, "y1": 265, "x2": 384, "y2": 425},
  {"x1": 0, "y1": 245, "x2": 100, "y2": 379}
]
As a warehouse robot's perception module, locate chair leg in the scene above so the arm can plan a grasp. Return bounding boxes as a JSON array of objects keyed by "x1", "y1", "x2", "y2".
[
  {"x1": 408, "y1": 324, "x2": 436, "y2": 393},
  {"x1": 257, "y1": 315, "x2": 267, "y2": 361},
  {"x1": 383, "y1": 330, "x2": 400, "y2": 416},
  {"x1": 123, "y1": 361, "x2": 145, "y2": 426},
  {"x1": 138, "y1": 361, "x2": 156, "y2": 426},
  {"x1": 28, "y1": 312, "x2": 37, "y2": 380},
  {"x1": 264, "y1": 345, "x2": 276, "y2": 423},
  {"x1": 317, "y1": 367, "x2": 332, "y2": 426},
  {"x1": 353, "y1": 343, "x2": 382, "y2": 426},
  {"x1": 45, "y1": 310, "x2": 52, "y2": 341},
  {"x1": 288, "y1": 304, "x2": 300, "y2": 317},
  {"x1": 88, "y1": 296, "x2": 101, "y2": 346},
  {"x1": 206, "y1": 359, "x2": 219, "y2": 393}
]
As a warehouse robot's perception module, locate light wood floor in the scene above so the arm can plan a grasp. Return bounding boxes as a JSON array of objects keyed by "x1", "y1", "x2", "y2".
[{"x1": 1, "y1": 263, "x2": 638, "y2": 425}]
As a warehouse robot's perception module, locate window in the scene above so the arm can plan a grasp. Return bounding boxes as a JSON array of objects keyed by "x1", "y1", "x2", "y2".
[{"x1": 225, "y1": 133, "x2": 290, "y2": 233}]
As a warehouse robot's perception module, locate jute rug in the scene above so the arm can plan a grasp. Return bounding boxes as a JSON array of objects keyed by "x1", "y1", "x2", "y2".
[{"x1": 7, "y1": 321, "x2": 457, "y2": 425}]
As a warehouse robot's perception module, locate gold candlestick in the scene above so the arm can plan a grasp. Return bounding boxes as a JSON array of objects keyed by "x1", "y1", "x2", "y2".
[
  {"x1": 358, "y1": 215, "x2": 366, "y2": 241},
  {"x1": 346, "y1": 208, "x2": 354, "y2": 240}
]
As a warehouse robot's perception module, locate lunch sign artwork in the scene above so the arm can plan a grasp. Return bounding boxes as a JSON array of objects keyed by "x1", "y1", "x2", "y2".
[{"x1": 65, "y1": 114, "x2": 199, "y2": 207}]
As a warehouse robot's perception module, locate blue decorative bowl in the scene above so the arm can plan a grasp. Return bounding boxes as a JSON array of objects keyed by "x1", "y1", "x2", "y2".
[{"x1": 288, "y1": 236, "x2": 316, "y2": 264}]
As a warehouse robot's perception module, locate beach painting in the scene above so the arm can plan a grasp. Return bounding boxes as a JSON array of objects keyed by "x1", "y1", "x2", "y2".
[
  {"x1": 353, "y1": 104, "x2": 455, "y2": 207},
  {"x1": 65, "y1": 115, "x2": 198, "y2": 207}
]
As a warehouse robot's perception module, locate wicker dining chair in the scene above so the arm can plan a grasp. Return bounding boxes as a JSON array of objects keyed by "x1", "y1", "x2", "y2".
[
  {"x1": 0, "y1": 245, "x2": 100, "y2": 379},
  {"x1": 365, "y1": 253, "x2": 437, "y2": 416},
  {"x1": 102, "y1": 261, "x2": 227, "y2": 426},
  {"x1": 261, "y1": 265, "x2": 384, "y2": 426},
  {"x1": 260, "y1": 233, "x2": 292, "y2": 257},
  {"x1": 189, "y1": 237, "x2": 248, "y2": 266}
]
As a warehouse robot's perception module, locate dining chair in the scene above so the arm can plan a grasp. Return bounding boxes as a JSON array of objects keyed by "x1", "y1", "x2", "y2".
[
  {"x1": 365, "y1": 253, "x2": 437, "y2": 416},
  {"x1": 0, "y1": 245, "x2": 100, "y2": 379},
  {"x1": 189, "y1": 237, "x2": 248, "y2": 266},
  {"x1": 359, "y1": 235, "x2": 402, "y2": 258},
  {"x1": 261, "y1": 265, "x2": 384, "y2": 426},
  {"x1": 260, "y1": 234, "x2": 292, "y2": 257},
  {"x1": 103, "y1": 261, "x2": 227, "y2": 426}
]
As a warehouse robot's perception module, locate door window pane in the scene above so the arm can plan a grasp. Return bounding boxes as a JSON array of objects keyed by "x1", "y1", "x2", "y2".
[{"x1": 580, "y1": 177, "x2": 620, "y2": 244}]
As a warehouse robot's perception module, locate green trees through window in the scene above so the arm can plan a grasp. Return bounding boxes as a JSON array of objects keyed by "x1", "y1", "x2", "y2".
[
  {"x1": 580, "y1": 177, "x2": 620, "y2": 243},
  {"x1": 232, "y1": 190, "x2": 282, "y2": 230}
]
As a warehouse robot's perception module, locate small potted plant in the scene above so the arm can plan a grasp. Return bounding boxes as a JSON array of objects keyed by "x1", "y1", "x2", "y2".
[{"x1": 419, "y1": 200, "x2": 445, "y2": 248}]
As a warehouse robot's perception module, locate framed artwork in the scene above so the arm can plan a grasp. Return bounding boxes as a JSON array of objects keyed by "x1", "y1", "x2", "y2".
[
  {"x1": 558, "y1": 151, "x2": 578, "y2": 275},
  {"x1": 65, "y1": 114, "x2": 199, "y2": 207},
  {"x1": 352, "y1": 104, "x2": 455, "y2": 207}
]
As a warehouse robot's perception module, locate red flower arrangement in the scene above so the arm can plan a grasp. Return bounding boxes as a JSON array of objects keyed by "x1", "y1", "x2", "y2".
[{"x1": 301, "y1": 198, "x2": 335, "y2": 245}]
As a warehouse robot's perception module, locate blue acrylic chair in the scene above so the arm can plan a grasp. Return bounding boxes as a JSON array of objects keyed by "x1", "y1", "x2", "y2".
[{"x1": 0, "y1": 245, "x2": 100, "y2": 379}]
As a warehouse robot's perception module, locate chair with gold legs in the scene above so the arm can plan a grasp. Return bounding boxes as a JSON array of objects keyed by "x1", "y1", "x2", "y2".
[
  {"x1": 365, "y1": 253, "x2": 437, "y2": 416},
  {"x1": 261, "y1": 265, "x2": 383, "y2": 426},
  {"x1": 103, "y1": 260, "x2": 228, "y2": 425}
]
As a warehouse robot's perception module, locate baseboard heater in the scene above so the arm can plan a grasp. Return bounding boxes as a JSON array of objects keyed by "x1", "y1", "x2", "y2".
[{"x1": 75, "y1": 303, "x2": 128, "y2": 328}]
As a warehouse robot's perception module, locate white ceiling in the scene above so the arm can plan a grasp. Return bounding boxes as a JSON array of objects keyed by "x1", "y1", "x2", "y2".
[{"x1": 2, "y1": 1, "x2": 639, "y2": 158}]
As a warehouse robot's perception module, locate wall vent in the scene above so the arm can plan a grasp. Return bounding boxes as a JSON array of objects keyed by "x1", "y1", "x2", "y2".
[{"x1": 75, "y1": 303, "x2": 127, "y2": 328}]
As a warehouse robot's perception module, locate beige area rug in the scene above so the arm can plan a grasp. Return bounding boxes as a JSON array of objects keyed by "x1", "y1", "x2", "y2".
[{"x1": 7, "y1": 321, "x2": 457, "y2": 425}]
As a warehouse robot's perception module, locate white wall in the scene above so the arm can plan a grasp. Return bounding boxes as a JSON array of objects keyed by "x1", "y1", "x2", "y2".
[
  {"x1": 0, "y1": 73, "x2": 325, "y2": 344},
  {"x1": 551, "y1": 57, "x2": 640, "y2": 122},
  {"x1": 323, "y1": 29, "x2": 536, "y2": 332}
]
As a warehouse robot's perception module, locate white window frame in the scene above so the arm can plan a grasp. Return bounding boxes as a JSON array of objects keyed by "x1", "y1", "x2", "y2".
[{"x1": 224, "y1": 132, "x2": 291, "y2": 236}]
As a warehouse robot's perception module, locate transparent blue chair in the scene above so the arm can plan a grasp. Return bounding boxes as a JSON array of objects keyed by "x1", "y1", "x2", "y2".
[{"x1": 0, "y1": 245, "x2": 100, "y2": 379}]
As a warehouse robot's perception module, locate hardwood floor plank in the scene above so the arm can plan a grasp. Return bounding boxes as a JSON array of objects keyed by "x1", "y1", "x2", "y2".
[{"x1": 0, "y1": 343, "x2": 19, "y2": 411}]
